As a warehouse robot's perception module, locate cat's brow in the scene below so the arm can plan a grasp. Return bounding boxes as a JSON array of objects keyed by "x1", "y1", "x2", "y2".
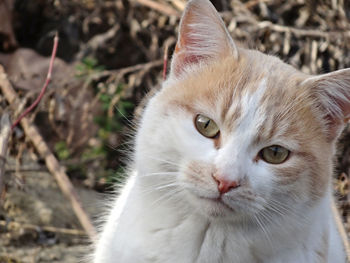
[
  {"x1": 225, "y1": 77, "x2": 268, "y2": 135},
  {"x1": 220, "y1": 74, "x2": 244, "y2": 123}
]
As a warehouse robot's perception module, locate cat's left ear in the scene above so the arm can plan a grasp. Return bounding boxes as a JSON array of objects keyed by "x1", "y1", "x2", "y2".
[
  {"x1": 170, "y1": 0, "x2": 238, "y2": 78},
  {"x1": 304, "y1": 68, "x2": 350, "y2": 139}
]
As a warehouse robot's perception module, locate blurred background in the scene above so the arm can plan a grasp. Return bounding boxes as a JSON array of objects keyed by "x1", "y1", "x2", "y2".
[{"x1": 0, "y1": 0, "x2": 349, "y2": 262}]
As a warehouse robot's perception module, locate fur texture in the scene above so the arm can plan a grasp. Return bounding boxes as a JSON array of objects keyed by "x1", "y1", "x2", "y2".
[{"x1": 93, "y1": 0, "x2": 349, "y2": 262}]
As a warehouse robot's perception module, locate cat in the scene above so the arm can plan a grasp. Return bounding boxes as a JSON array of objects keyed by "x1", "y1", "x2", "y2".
[{"x1": 93, "y1": 0, "x2": 349, "y2": 262}]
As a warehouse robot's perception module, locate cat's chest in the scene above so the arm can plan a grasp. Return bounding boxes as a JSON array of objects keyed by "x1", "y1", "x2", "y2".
[
  {"x1": 144, "y1": 216, "x2": 258, "y2": 263},
  {"x1": 141, "y1": 213, "x2": 325, "y2": 263}
]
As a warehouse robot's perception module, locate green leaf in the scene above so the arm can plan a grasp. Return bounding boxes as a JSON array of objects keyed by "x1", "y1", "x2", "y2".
[{"x1": 54, "y1": 141, "x2": 70, "y2": 160}]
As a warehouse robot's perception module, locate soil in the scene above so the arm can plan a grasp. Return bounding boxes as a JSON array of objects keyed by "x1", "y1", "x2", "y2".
[{"x1": 1, "y1": 155, "x2": 102, "y2": 262}]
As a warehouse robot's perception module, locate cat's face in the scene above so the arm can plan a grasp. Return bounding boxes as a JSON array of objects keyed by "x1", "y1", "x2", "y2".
[{"x1": 135, "y1": 0, "x2": 350, "y2": 223}]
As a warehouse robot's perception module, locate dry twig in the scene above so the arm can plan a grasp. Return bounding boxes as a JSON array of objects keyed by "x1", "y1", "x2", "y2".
[
  {"x1": 76, "y1": 24, "x2": 120, "y2": 61},
  {"x1": 133, "y1": 0, "x2": 180, "y2": 16},
  {"x1": 0, "y1": 113, "x2": 10, "y2": 196},
  {"x1": 244, "y1": 0, "x2": 273, "y2": 9},
  {"x1": 0, "y1": 66, "x2": 97, "y2": 240},
  {"x1": 0, "y1": 220, "x2": 86, "y2": 236},
  {"x1": 257, "y1": 21, "x2": 350, "y2": 39},
  {"x1": 163, "y1": 44, "x2": 169, "y2": 80},
  {"x1": 332, "y1": 199, "x2": 350, "y2": 262},
  {"x1": 170, "y1": 0, "x2": 185, "y2": 11},
  {"x1": 91, "y1": 59, "x2": 163, "y2": 81}
]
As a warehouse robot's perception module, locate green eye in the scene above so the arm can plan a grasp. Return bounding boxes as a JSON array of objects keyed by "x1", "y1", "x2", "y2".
[
  {"x1": 195, "y1": 114, "x2": 220, "y2": 138},
  {"x1": 260, "y1": 145, "x2": 290, "y2": 164}
]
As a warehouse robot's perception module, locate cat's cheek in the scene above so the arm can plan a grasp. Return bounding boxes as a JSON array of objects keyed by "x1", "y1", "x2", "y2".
[
  {"x1": 175, "y1": 118, "x2": 218, "y2": 158},
  {"x1": 179, "y1": 160, "x2": 218, "y2": 197},
  {"x1": 248, "y1": 163, "x2": 275, "y2": 198},
  {"x1": 248, "y1": 158, "x2": 308, "y2": 199},
  {"x1": 266, "y1": 161, "x2": 317, "y2": 203}
]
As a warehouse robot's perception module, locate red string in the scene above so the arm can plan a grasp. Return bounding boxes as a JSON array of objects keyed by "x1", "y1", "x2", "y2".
[{"x1": 11, "y1": 32, "x2": 59, "y2": 131}]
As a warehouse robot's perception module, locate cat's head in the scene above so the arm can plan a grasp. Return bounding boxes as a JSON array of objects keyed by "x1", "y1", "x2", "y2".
[{"x1": 135, "y1": 0, "x2": 350, "y2": 222}]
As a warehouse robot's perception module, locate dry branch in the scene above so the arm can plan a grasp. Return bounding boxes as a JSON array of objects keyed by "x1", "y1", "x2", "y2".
[
  {"x1": 76, "y1": 24, "x2": 120, "y2": 61},
  {"x1": 91, "y1": 59, "x2": 163, "y2": 81},
  {"x1": 163, "y1": 44, "x2": 169, "y2": 80},
  {"x1": 134, "y1": 0, "x2": 180, "y2": 16},
  {"x1": 244, "y1": 0, "x2": 272, "y2": 9},
  {"x1": 0, "y1": 113, "x2": 10, "y2": 196},
  {"x1": 0, "y1": 65, "x2": 97, "y2": 240},
  {"x1": 170, "y1": 0, "x2": 185, "y2": 11},
  {"x1": 332, "y1": 198, "x2": 350, "y2": 261},
  {"x1": 0, "y1": 220, "x2": 86, "y2": 236},
  {"x1": 257, "y1": 21, "x2": 350, "y2": 39}
]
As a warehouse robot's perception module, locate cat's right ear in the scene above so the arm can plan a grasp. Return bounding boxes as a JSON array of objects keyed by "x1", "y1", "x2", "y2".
[
  {"x1": 170, "y1": 0, "x2": 238, "y2": 78},
  {"x1": 303, "y1": 68, "x2": 350, "y2": 140}
]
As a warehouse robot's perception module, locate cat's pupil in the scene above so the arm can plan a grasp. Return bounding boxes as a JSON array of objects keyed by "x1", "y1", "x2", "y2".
[{"x1": 204, "y1": 120, "x2": 210, "y2": 129}]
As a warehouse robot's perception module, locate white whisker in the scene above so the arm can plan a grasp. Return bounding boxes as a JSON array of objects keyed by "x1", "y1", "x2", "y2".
[
  {"x1": 146, "y1": 156, "x2": 182, "y2": 168},
  {"x1": 253, "y1": 213, "x2": 273, "y2": 248},
  {"x1": 138, "y1": 171, "x2": 179, "y2": 178}
]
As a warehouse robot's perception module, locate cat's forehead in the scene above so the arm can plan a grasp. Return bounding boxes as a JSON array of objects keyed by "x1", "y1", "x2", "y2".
[
  {"x1": 167, "y1": 50, "x2": 305, "y2": 107},
  {"x1": 162, "y1": 50, "x2": 317, "y2": 143}
]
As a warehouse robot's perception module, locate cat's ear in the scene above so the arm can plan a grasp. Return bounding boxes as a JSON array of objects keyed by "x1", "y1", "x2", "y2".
[
  {"x1": 170, "y1": 0, "x2": 238, "y2": 78},
  {"x1": 304, "y1": 68, "x2": 350, "y2": 139}
]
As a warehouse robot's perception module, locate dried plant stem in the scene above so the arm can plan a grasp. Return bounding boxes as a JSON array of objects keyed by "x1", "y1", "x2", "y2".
[
  {"x1": 245, "y1": 0, "x2": 272, "y2": 9},
  {"x1": 332, "y1": 198, "x2": 350, "y2": 262},
  {"x1": 134, "y1": 0, "x2": 179, "y2": 16},
  {"x1": 170, "y1": 0, "x2": 185, "y2": 11},
  {"x1": 0, "y1": 220, "x2": 86, "y2": 236},
  {"x1": 258, "y1": 21, "x2": 350, "y2": 39},
  {"x1": 11, "y1": 32, "x2": 59, "y2": 130},
  {"x1": 0, "y1": 113, "x2": 11, "y2": 196},
  {"x1": 163, "y1": 44, "x2": 169, "y2": 80},
  {"x1": 0, "y1": 66, "x2": 97, "y2": 240},
  {"x1": 91, "y1": 59, "x2": 163, "y2": 81}
]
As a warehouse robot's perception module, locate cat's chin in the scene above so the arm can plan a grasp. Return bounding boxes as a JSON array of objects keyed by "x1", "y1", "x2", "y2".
[
  {"x1": 198, "y1": 196, "x2": 236, "y2": 218},
  {"x1": 186, "y1": 192, "x2": 252, "y2": 221}
]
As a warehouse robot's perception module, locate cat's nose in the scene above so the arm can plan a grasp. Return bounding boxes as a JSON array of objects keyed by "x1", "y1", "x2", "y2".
[{"x1": 212, "y1": 174, "x2": 240, "y2": 194}]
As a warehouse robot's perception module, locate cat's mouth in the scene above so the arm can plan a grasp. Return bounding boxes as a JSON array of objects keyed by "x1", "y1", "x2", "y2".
[
  {"x1": 197, "y1": 195, "x2": 236, "y2": 212},
  {"x1": 191, "y1": 190, "x2": 262, "y2": 219}
]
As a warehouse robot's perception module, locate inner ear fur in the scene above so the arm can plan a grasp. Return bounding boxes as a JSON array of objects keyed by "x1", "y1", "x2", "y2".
[
  {"x1": 170, "y1": 0, "x2": 238, "y2": 78},
  {"x1": 303, "y1": 68, "x2": 350, "y2": 139}
]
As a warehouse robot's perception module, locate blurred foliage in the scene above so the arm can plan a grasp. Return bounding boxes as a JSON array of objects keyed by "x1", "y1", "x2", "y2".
[
  {"x1": 75, "y1": 57, "x2": 105, "y2": 77},
  {"x1": 60, "y1": 57, "x2": 136, "y2": 186},
  {"x1": 54, "y1": 141, "x2": 70, "y2": 160},
  {"x1": 95, "y1": 85, "x2": 134, "y2": 133}
]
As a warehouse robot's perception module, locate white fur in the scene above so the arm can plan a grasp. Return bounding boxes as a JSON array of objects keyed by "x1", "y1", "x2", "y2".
[
  {"x1": 93, "y1": 79, "x2": 345, "y2": 263},
  {"x1": 92, "y1": 0, "x2": 346, "y2": 262},
  {"x1": 95, "y1": 191, "x2": 338, "y2": 263}
]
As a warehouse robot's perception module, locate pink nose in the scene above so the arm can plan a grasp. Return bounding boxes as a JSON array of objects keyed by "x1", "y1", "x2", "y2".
[{"x1": 213, "y1": 175, "x2": 240, "y2": 194}]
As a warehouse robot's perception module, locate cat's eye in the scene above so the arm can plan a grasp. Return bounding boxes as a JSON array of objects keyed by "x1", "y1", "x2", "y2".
[
  {"x1": 195, "y1": 114, "x2": 220, "y2": 138},
  {"x1": 260, "y1": 145, "x2": 290, "y2": 164}
]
